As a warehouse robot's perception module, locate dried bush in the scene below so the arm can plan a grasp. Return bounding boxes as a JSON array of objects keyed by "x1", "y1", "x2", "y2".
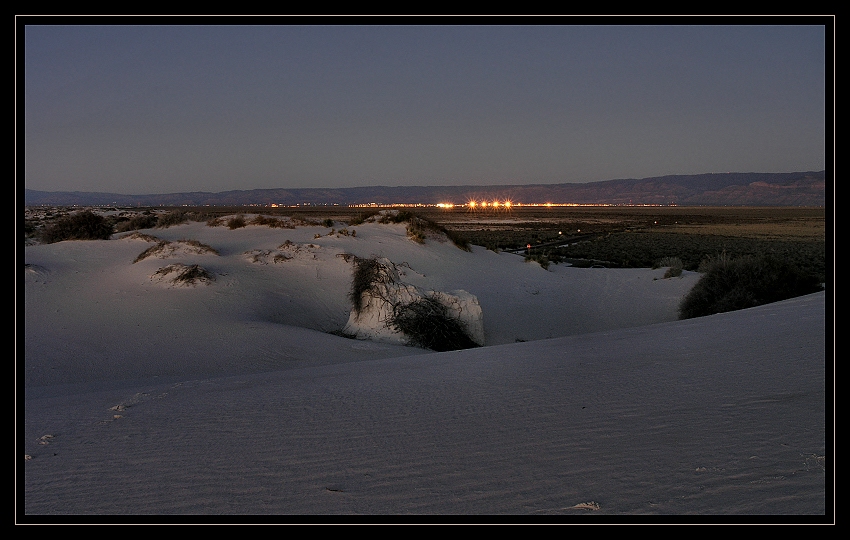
[
  {"x1": 349, "y1": 257, "x2": 393, "y2": 315},
  {"x1": 347, "y1": 256, "x2": 479, "y2": 351},
  {"x1": 389, "y1": 296, "x2": 480, "y2": 352},
  {"x1": 678, "y1": 254, "x2": 823, "y2": 319},
  {"x1": 38, "y1": 210, "x2": 114, "y2": 243}
]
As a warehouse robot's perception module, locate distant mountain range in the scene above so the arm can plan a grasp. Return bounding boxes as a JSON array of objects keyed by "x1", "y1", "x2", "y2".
[{"x1": 24, "y1": 171, "x2": 827, "y2": 207}]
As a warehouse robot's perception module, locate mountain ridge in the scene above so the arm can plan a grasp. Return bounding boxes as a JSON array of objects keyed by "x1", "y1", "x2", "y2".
[{"x1": 23, "y1": 170, "x2": 827, "y2": 207}]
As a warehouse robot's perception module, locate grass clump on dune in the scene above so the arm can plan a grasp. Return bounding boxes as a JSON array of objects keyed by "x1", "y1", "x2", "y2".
[
  {"x1": 152, "y1": 264, "x2": 215, "y2": 286},
  {"x1": 133, "y1": 239, "x2": 219, "y2": 263},
  {"x1": 654, "y1": 256, "x2": 684, "y2": 278},
  {"x1": 678, "y1": 252, "x2": 823, "y2": 319},
  {"x1": 379, "y1": 211, "x2": 471, "y2": 251}
]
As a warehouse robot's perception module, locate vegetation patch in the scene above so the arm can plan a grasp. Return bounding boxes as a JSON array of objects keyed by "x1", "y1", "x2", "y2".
[
  {"x1": 347, "y1": 210, "x2": 381, "y2": 226},
  {"x1": 120, "y1": 231, "x2": 162, "y2": 243},
  {"x1": 227, "y1": 215, "x2": 247, "y2": 229},
  {"x1": 347, "y1": 257, "x2": 479, "y2": 351},
  {"x1": 389, "y1": 296, "x2": 480, "y2": 352},
  {"x1": 114, "y1": 213, "x2": 159, "y2": 232},
  {"x1": 349, "y1": 257, "x2": 395, "y2": 315},
  {"x1": 156, "y1": 210, "x2": 189, "y2": 228},
  {"x1": 133, "y1": 239, "x2": 218, "y2": 263},
  {"x1": 151, "y1": 264, "x2": 215, "y2": 286},
  {"x1": 678, "y1": 253, "x2": 823, "y2": 319},
  {"x1": 654, "y1": 256, "x2": 684, "y2": 278},
  {"x1": 375, "y1": 210, "x2": 470, "y2": 251},
  {"x1": 516, "y1": 231, "x2": 825, "y2": 282},
  {"x1": 244, "y1": 249, "x2": 292, "y2": 264},
  {"x1": 249, "y1": 215, "x2": 295, "y2": 228},
  {"x1": 38, "y1": 210, "x2": 114, "y2": 243}
]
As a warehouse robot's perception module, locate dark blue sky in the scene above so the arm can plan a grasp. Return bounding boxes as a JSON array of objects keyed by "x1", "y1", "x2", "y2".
[{"x1": 23, "y1": 22, "x2": 828, "y2": 195}]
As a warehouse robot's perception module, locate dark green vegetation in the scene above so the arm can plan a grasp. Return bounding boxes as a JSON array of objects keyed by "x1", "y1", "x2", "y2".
[
  {"x1": 541, "y1": 231, "x2": 825, "y2": 282},
  {"x1": 678, "y1": 253, "x2": 824, "y2": 319},
  {"x1": 426, "y1": 206, "x2": 827, "y2": 285}
]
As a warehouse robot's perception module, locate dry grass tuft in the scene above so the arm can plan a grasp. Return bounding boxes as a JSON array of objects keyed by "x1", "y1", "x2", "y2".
[
  {"x1": 133, "y1": 239, "x2": 218, "y2": 263},
  {"x1": 152, "y1": 264, "x2": 214, "y2": 286}
]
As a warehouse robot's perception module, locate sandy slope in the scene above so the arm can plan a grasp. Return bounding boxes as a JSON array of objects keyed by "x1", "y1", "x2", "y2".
[{"x1": 20, "y1": 217, "x2": 828, "y2": 519}]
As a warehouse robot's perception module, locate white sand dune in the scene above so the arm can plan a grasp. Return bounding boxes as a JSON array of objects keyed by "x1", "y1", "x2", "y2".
[{"x1": 19, "y1": 217, "x2": 829, "y2": 521}]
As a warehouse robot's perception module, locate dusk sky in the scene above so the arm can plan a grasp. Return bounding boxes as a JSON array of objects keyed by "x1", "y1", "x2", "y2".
[{"x1": 23, "y1": 22, "x2": 828, "y2": 195}]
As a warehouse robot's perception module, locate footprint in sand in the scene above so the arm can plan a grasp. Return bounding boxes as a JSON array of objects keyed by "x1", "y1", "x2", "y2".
[{"x1": 36, "y1": 434, "x2": 54, "y2": 445}]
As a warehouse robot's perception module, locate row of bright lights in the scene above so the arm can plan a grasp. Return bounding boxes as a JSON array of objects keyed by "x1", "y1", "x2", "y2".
[{"x1": 436, "y1": 201, "x2": 617, "y2": 208}]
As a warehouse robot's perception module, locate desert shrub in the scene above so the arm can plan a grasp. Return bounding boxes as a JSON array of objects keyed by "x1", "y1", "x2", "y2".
[
  {"x1": 38, "y1": 210, "x2": 114, "y2": 243},
  {"x1": 114, "y1": 213, "x2": 159, "y2": 232},
  {"x1": 389, "y1": 296, "x2": 480, "y2": 352},
  {"x1": 678, "y1": 254, "x2": 823, "y2": 319},
  {"x1": 250, "y1": 215, "x2": 296, "y2": 229},
  {"x1": 654, "y1": 256, "x2": 683, "y2": 278},
  {"x1": 348, "y1": 210, "x2": 380, "y2": 226},
  {"x1": 349, "y1": 257, "x2": 393, "y2": 314},
  {"x1": 525, "y1": 252, "x2": 551, "y2": 270},
  {"x1": 387, "y1": 212, "x2": 470, "y2": 251},
  {"x1": 321, "y1": 218, "x2": 335, "y2": 228},
  {"x1": 378, "y1": 210, "x2": 413, "y2": 224},
  {"x1": 544, "y1": 231, "x2": 825, "y2": 281},
  {"x1": 442, "y1": 228, "x2": 471, "y2": 251},
  {"x1": 251, "y1": 215, "x2": 277, "y2": 227},
  {"x1": 406, "y1": 222, "x2": 427, "y2": 243},
  {"x1": 156, "y1": 211, "x2": 188, "y2": 228},
  {"x1": 227, "y1": 215, "x2": 246, "y2": 229}
]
